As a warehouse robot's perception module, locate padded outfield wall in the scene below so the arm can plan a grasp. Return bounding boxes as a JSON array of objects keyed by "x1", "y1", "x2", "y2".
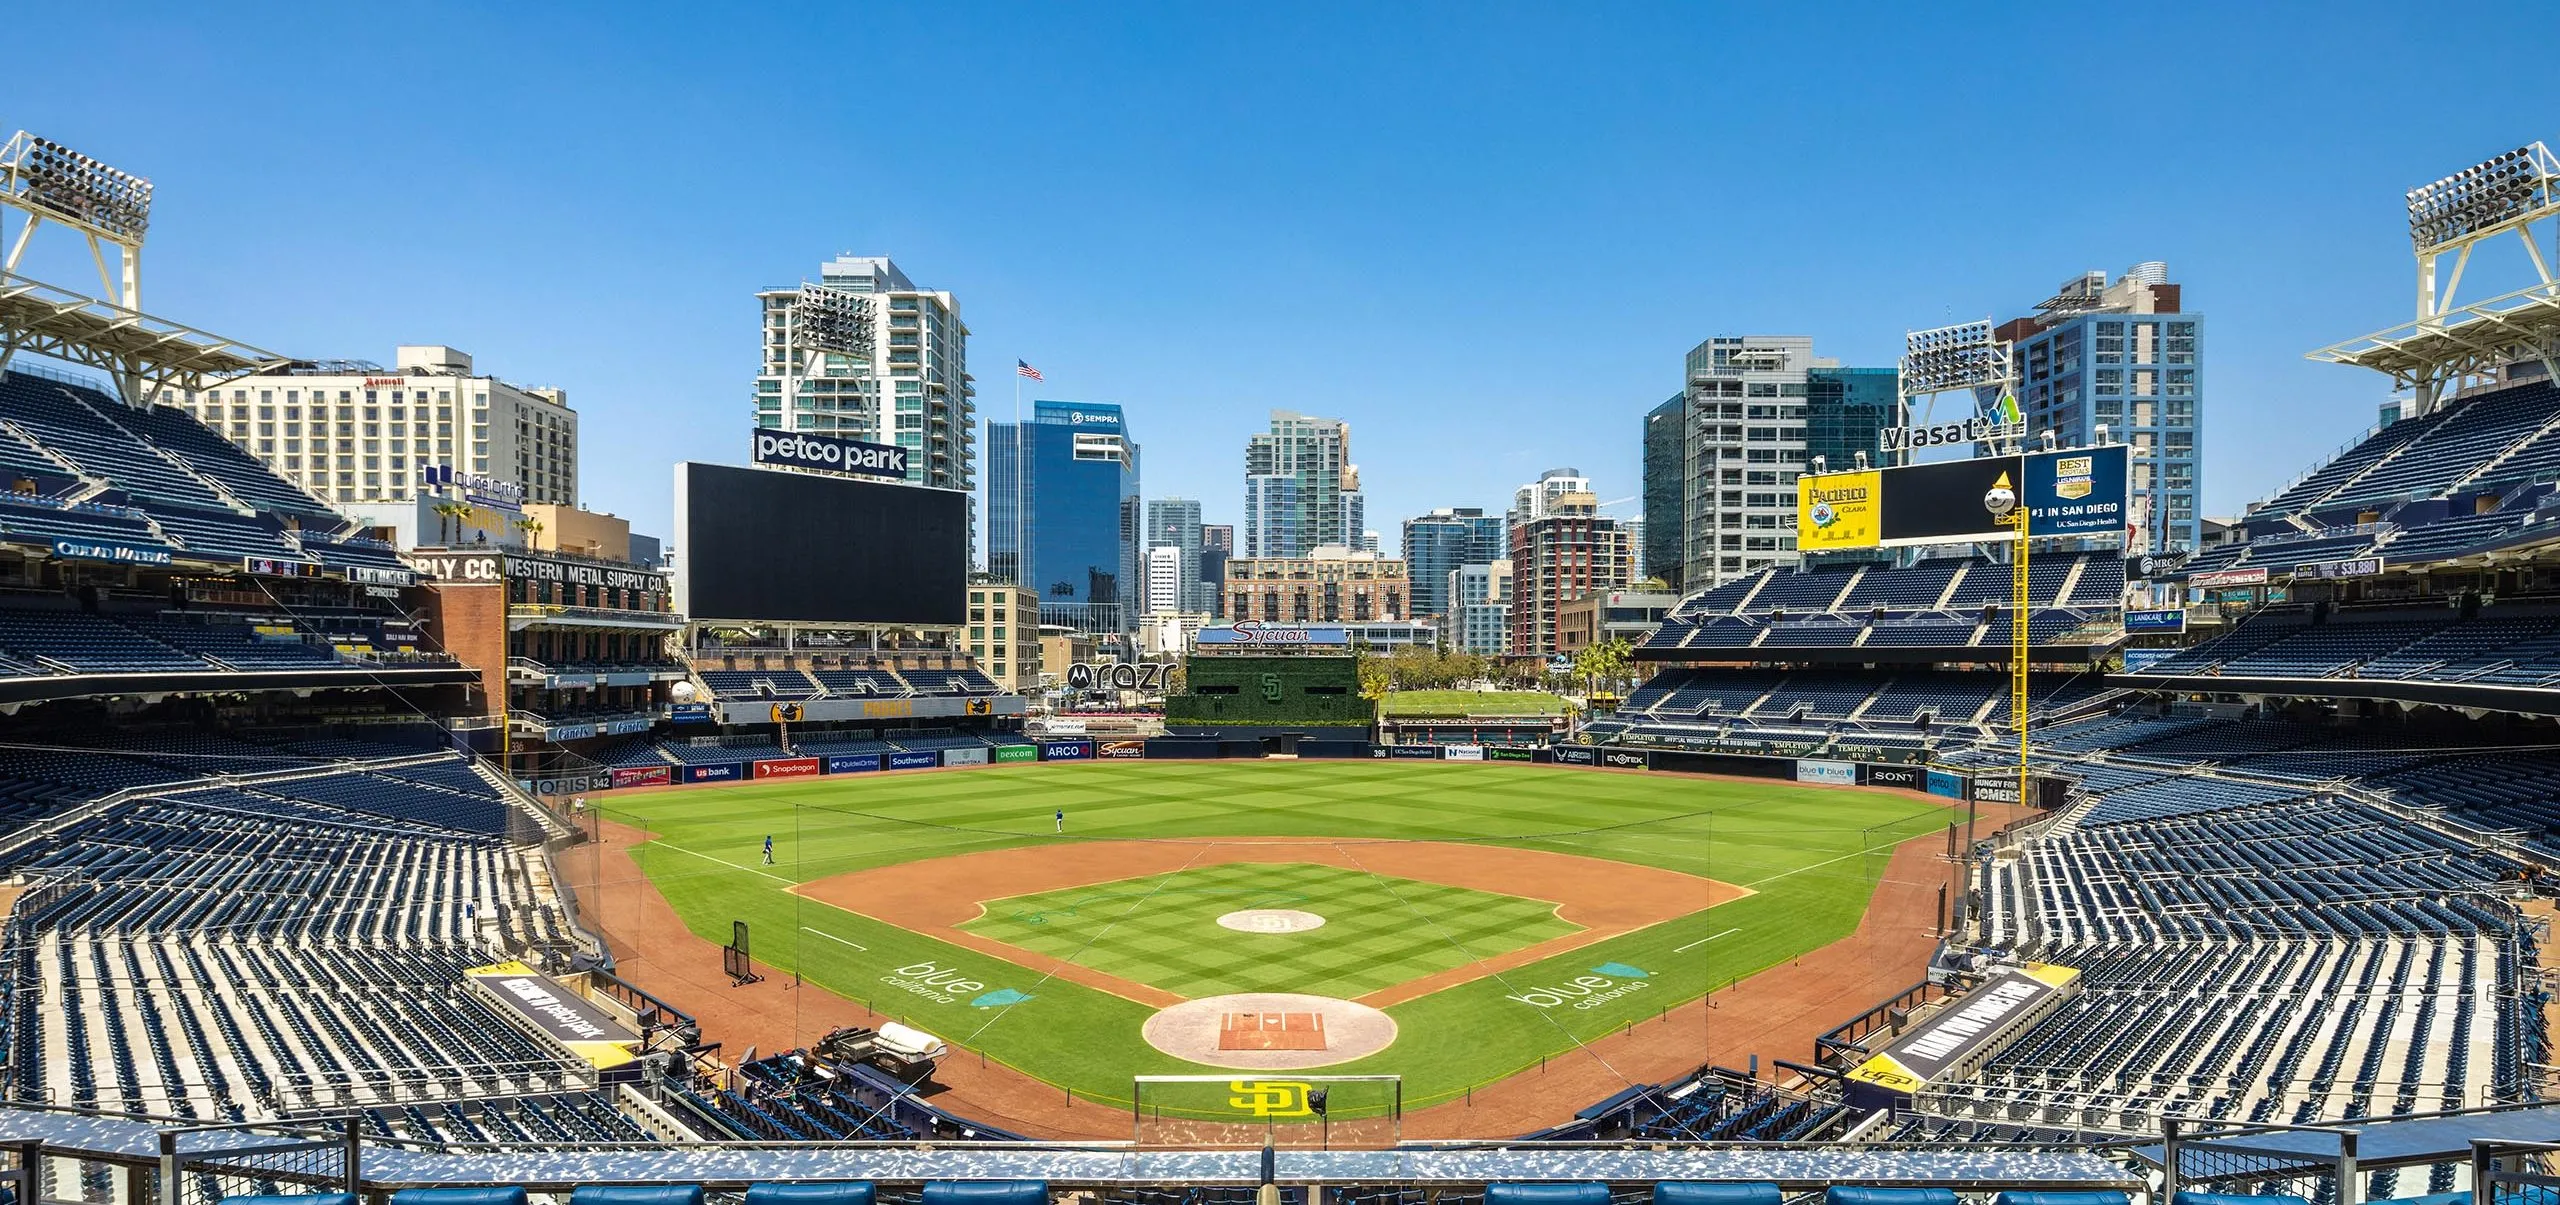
[{"x1": 1165, "y1": 654, "x2": 1375, "y2": 730}]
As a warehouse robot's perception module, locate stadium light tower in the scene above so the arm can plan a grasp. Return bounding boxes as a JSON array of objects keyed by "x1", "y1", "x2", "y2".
[
  {"x1": 767, "y1": 282, "x2": 878, "y2": 455},
  {"x1": 0, "y1": 131, "x2": 152, "y2": 310},
  {"x1": 2312, "y1": 141, "x2": 2560, "y2": 413},
  {"x1": 1897, "y1": 319, "x2": 2020, "y2": 461}
]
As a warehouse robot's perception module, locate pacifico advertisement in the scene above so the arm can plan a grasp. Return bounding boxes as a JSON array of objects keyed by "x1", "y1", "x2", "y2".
[{"x1": 1796, "y1": 470, "x2": 1882, "y2": 552}]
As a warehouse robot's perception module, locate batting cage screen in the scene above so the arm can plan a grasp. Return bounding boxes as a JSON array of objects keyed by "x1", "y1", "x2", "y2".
[{"x1": 1131, "y1": 1074, "x2": 1401, "y2": 1149}]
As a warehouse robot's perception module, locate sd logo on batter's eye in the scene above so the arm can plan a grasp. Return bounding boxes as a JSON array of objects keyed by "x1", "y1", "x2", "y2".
[
  {"x1": 1259, "y1": 673, "x2": 1282, "y2": 703},
  {"x1": 1227, "y1": 1079, "x2": 1314, "y2": 1118}
]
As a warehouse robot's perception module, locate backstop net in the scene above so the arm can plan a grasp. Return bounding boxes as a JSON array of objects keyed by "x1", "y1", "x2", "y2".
[{"x1": 1132, "y1": 1074, "x2": 1402, "y2": 1148}]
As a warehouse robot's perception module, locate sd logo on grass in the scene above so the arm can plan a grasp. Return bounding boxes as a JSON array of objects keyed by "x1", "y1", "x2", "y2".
[{"x1": 1228, "y1": 1079, "x2": 1314, "y2": 1118}]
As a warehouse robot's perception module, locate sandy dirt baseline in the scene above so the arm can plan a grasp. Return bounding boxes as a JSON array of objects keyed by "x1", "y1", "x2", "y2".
[{"x1": 790, "y1": 837, "x2": 1752, "y2": 1008}]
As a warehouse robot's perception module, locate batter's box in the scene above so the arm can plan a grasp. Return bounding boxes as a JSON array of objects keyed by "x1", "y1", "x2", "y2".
[{"x1": 1219, "y1": 1010, "x2": 1327, "y2": 1050}]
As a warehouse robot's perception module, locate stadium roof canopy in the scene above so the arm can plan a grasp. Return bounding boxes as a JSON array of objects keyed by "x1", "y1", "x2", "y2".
[
  {"x1": 2309, "y1": 280, "x2": 2560, "y2": 399},
  {"x1": 0, "y1": 271, "x2": 282, "y2": 402}
]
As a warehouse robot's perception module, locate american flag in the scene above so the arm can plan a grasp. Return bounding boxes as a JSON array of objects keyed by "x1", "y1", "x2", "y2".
[{"x1": 1016, "y1": 360, "x2": 1044, "y2": 381}]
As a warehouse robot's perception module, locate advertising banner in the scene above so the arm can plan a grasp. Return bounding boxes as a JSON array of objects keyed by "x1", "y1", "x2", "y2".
[
  {"x1": 2127, "y1": 548, "x2": 2193, "y2": 581},
  {"x1": 1796, "y1": 759, "x2": 1858, "y2": 785},
  {"x1": 1863, "y1": 763, "x2": 1923, "y2": 791},
  {"x1": 750, "y1": 429, "x2": 911, "y2": 479},
  {"x1": 1037, "y1": 741, "x2": 1091, "y2": 762},
  {"x1": 942, "y1": 746, "x2": 991, "y2": 767},
  {"x1": 991, "y1": 743, "x2": 1039, "y2": 762},
  {"x1": 1551, "y1": 745, "x2": 1599, "y2": 766},
  {"x1": 683, "y1": 761, "x2": 744, "y2": 783},
  {"x1": 669, "y1": 703, "x2": 715, "y2": 724},
  {"x1": 1386, "y1": 744, "x2": 1443, "y2": 760},
  {"x1": 1600, "y1": 748, "x2": 1650, "y2": 770},
  {"x1": 753, "y1": 757, "x2": 821, "y2": 780},
  {"x1": 1442, "y1": 744, "x2": 1487, "y2": 762},
  {"x1": 888, "y1": 751, "x2": 940, "y2": 770},
  {"x1": 1195, "y1": 621, "x2": 1351, "y2": 647},
  {"x1": 1487, "y1": 746, "x2": 1537, "y2": 761},
  {"x1": 1648, "y1": 750, "x2": 1793, "y2": 778},
  {"x1": 2191, "y1": 566, "x2": 2270, "y2": 588},
  {"x1": 1880, "y1": 455, "x2": 2024, "y2": 547},
  {"x1": 1098, "y1": 740, "x2": 1148, "y2": 759},
  {"x1": 2124, "y1": 608, "x2": 2187, "y2": 633},
  {"x1": 2302, "y1": 556, "x2": 2383, "y2": 580},
  {"x1": 2121, "y1": 648, "x2": 2178, "y2": 672},
  {"x1": 823, "y1": 754, "x2": 884, "y2": 774},
  {"x1": 1926, "y1": 768, "x2": 1966, "y2": 799},
  {"x1": 1971, "y1": 775, "x2": 2023, "y2": 805},
  {"x1": 609, "y1": 766, "x2": 671, "y2": 789},
  {"x1": 1796, "y1": 470, "x2": 1883, "y2": 552},
  {"x1": 463, "y1": 960, "x2": 640, "y2": 1070},
  {"x1": 2022, "y1": 445, "x2": 2129, "y2": 538},
  {"x1": 53, "y1": 538, "x2": 177, "y2": 567},
  {"x1": 1845, "y1": 964, "x2": 2079, "y2": 1100}
]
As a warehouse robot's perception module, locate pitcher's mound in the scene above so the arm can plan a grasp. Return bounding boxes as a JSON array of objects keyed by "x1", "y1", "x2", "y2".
[
  {"x1": 1142, "y1": 992, "x2": 1395, "y2": 1069},
  {"x1": 1217, "y1": 908, "x2": 1326, "y2": 934}
]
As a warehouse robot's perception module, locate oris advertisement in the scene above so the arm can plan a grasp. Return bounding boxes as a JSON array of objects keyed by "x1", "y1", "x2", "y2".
[
  {"x1": 674, "y1": 461, "x2": 966, "y2": 626},
  {"x1": 750, "y1": 429, "x2": 911, "y2": 479}
]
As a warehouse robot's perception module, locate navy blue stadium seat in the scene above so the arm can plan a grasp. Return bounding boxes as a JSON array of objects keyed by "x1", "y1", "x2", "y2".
[
  {"x1": 390, "y1": 1192, "x2": 527, "y2": 1205},
  {"x1": 220, "y1": 1195, "x2": 355, "y2": 1205},
  {"x1": 2172, "y1": 1194, "x2": 2309, "y2": 1205},
  {"x1": 1991, "y1": 1195, "x2": 2130, "y2": 1205},
  {"x1": 1485, "y1": 1187, "x2": 1609, "y2": 1205},
  {"x1": 570, "y1": 1189, "x2": 703, "y2": 1205},
  {"x1": 1826, "y1": 1191, "x2": 1956, "y2": 1205},
  {"x1": 1656, "y1": 1184, "x2": 1782, "y2": 1205},
  {"x1": 921, "y1": 1185, "x2": 1047, "y2": 1205},
  {"x1": 747, "y1": 1187, "x2": 875, "y2": 1205}
]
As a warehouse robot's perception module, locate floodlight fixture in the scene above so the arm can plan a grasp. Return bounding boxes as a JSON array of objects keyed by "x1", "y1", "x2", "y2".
[
  {"x1": 792, "y1": 283, "x2": 875, "y2": 358},
  {"x1": 1899, "y1": 319, "x2": 2010, "y2": 396},
  {"x1": 1, "y1": 131, "x2": 154, "y2": 308},
  {"x1": 2406, "y1": 143, "x2": 2559, "y2": 250}
]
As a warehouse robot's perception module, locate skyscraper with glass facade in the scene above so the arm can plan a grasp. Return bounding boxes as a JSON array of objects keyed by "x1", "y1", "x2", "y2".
[
  {"x1": 986, "y1": 401, "x2": 1141, "y2": 638},
  {"x1": 1400, "y1": 506, "x2": 1507, "y2": 621},
  {"x1": 1992, "y1": 263, "x2": 2201, "y2": 553},
  {"x1": 754, "y1": 255, "x2": 972, "y2": 491},
  {"x1": 1243, "y1": 410, "x2": 1363, "y2": 558},
  {"x1": 1642, "y1": 336, "x2": 1891, "y2": 590},
  {"x1": 1145, "y1": 496, "x2": 1212, "y2": 614}
]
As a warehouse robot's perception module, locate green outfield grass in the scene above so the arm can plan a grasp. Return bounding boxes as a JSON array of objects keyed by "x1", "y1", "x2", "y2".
[
  {"x1": 1378, "y1": 690, "x2": 1568, "y2": 716},
  {"x1": 963, "y1": 861, "x2": 1578, "y2": 999},
  {"x1": 599, "y1": 760, "x2": 1957, "y2": 1108}
]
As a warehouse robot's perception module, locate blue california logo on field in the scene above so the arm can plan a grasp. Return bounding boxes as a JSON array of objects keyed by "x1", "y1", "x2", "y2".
[
  {"x1": 1589, "y1": 961, "x2": 1650, "y2": 979},
  {"x1": 970, "y1": 987, "x2": 1035, "y2": 1008},
  {"x1": 881, "y1": 960, "x2": 1031, "y2": 1007},
  {"x1": 1506, "y1": 961, "x2": 1655, "y2": 1011}
]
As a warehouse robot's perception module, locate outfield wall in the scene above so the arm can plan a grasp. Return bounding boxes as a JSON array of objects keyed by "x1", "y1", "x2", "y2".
[{"x1": 567, "y1": 736, "x2": 2056, "y2": 806}]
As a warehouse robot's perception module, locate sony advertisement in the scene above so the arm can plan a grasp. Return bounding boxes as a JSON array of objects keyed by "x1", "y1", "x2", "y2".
[{"x1": 674, "y1": 461, "x2": 966, "y2": 625}]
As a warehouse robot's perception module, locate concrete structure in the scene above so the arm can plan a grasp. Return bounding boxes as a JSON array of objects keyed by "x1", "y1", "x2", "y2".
[
  {"x1": 1401, "y1": 506, "x2": 1507, "y2": 622},
  {"x1": 1221, "y1": 545, "x2": 1409, "y2": 625},
  {"x1": 965, "y1": 583, "x2": 1041, "y2": 692},
  {"x1": 1450, "y1": 559, "x2": 1512, "y2": 655},
  {"x1": 1557, "y1": 589, "x2": 1677, "y2": 655},
  {"x1": 1138, "y1": 610, "x2": 1212, "y2": 657},
  {"x1": 520, "y1": 504, "x2": 630, "y2": 563},
  {"x1": 1243, "y1": 411, "x2": 1364, "y2": 558},
  {"x1": 1038, "y1": 626, "x2": 1095, "y2": 687},
  {"x1": 1145, "y1": 544, "x2": 1183, "y2": 616},
  {"x1": 987, "y1": 401, "x2": 1141, "y2": 639},
  {"x1": 755, "y1": 255, "x2": 974, "y2": 494},
  {"x1": 166, "y1": 345, "x2": 577, "y2": 512},
  {"x1": 1144, "y1": 497, "x2": 1212, "y2": 613},
  {"x1": 1644, "y1": 336, "x2": 1894, "y2": 591},
  {"x1": 1510, "y1": 481, "x2": 1635, "y2": 657},
  {"x1": 1993, "y1": 263, "x2": 2201, "y2": 553}
]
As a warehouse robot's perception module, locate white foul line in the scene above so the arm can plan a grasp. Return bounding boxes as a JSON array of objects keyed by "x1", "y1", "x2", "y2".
[
  {"x1": 1675, "y1": 928, "x2": 1741, "y2": 953},
  {"x1": 800, "y1": 926, "x2": 868, "y2": 952}
]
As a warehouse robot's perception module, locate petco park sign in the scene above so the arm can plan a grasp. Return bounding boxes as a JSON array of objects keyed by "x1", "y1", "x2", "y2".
[
  {"x1": 1197, "y1": 621, "x2": 1350, "y2": 647},
  {"x1": 752, "y1": 429, "x2": 910, "y2": 479}
]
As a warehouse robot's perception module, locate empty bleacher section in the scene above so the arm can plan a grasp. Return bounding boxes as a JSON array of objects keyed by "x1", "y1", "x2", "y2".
[
  {"x1": 1644, "y1": 554, "x2": 2122, "y2": 660},
  {"x1": 1593, "y1": 668, "x2": 2104, "y2": 752},
  {"x1": 694, "y1": 665, "x2": 1009, "y2": 701},
  {"x1": 2125, "y1": 601, "x2": 2560, "y2": 695}
]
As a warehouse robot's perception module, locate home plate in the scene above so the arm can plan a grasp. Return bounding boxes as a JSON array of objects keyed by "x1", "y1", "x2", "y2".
[
  {"x1": 1217, "y1": 908, "x2": 1326, "y2": 934},
  {"x1": 1142, "y1": 992, "x2": 1395, "y2": 1069}
]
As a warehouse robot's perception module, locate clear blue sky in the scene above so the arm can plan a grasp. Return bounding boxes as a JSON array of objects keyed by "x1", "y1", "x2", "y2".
[{"x1": 5, "y1": 4, "x2": 2548, "y2": 550}]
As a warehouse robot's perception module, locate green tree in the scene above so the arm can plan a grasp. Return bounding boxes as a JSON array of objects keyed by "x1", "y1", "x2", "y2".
[{"x1": 1574, "y1": 636, "x2": 1634, "y2": 697}]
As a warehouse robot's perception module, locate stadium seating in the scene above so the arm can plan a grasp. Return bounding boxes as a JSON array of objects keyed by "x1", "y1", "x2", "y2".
[{"x1": 1654, "y1": 553, "x2": 2119, "y2": 654}]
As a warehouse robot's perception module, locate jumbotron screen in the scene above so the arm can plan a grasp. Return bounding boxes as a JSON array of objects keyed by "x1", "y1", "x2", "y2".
[{"x1": 674, "y1": 461, "x2": 966, "y2": 625}]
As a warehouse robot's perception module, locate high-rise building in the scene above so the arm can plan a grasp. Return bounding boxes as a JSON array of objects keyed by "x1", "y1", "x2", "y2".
[
  {"x1": 986, "y1": 401, "x2": 1141, "y2": 638},
  {"x1": 754, "y1": 255, "x2": 974, "y2": 493},
  {"x1": 1512, "y1": 467, "x2": 1591, "y2": 526},
  {"x1": 1221, "y1": 546, "x2": 1408, "y2": 625},
  {"x1": 1199, "y1": 524, "x2": 1235, "y2": 618},
  {"x1": 1992, "y1": 262, "x2": 2201, "y2": 553},
  {"x1": 1145, "y1": 497, "x2": 1213, "y2": 613},
  {"x1": 1243, "y1": 411, "x2": 1363, "y2": 558},
  {"x1": 1450, "y1": 559, "x2": 1512, "y2": 655},
  {"x1": 1510, "y1": 479, "x2": 1635, "y2": 657},
  {"x1": 1144, "y1": 545, "x2": 1183, "y2": 616},
  {"x1": 964, "y1": 583, "x2": 1041, "y2": 692},
  {"x1": 1645, "y1": 336, "x2": 1892, "y2": 591},
  {"x1": 170, "y1": 345, "x2": 578, "y2": 518},
  {"x1": 1401, "y1": 507, "x2": 1508, "y2": 621}
]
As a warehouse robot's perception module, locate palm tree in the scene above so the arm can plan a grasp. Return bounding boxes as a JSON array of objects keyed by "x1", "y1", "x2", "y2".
[
  {"x1": 512, "y1": 516, "x2": 545, "y2": 547},
  {"x1": 430, "y1": 501, "x2": 472, "y2": 545}
]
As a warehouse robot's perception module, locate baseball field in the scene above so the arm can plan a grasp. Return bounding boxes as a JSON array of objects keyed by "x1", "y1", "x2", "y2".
[{"x1": 596, "y1": 759, "x2": 1965, "y2": 1109}]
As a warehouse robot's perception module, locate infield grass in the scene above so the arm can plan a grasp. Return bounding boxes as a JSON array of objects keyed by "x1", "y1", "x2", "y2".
[
  {"x1": 597, "y1": 759, "x2": 1958, "y2": 1108},
  {"x1": 964, "y1": 861, "x2": 1577, "y2": 999}
]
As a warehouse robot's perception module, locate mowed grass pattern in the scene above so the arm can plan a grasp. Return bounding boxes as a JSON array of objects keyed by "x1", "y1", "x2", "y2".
[
  {"x1": 604, "y1": 760, "x2": 1962, "y2": 1104},
  {"x1": 963, "y1": 862, "x2": 1577, "y2": 999}
]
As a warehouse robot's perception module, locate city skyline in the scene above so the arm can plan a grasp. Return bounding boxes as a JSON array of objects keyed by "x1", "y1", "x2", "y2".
[{"x1": 1, "y1": 6, "x2": 2543, "y2": 552}]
